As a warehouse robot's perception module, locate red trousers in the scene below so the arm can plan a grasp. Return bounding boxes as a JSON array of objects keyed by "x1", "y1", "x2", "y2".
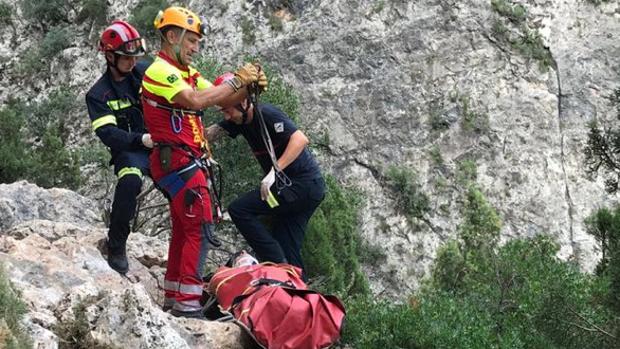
[{"x1": 151, "y1": 148, "x2": 213, "y2": 312}]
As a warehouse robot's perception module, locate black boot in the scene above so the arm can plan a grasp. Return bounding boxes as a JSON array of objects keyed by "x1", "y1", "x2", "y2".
[
  {"x1": 107, "y1": 241, "x2": 129, "y2": 274},
  {"x1": 170, "y1": 308, "x2": 206, "y2": 319}
]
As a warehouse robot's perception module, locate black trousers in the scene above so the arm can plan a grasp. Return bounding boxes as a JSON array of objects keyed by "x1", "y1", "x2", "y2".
[
  {"x1": 108, "y1": 150, "x2": 150, "y2": 254},
  {"x1": 228, "y1": 176, "x2": 326, "y2": 275}
]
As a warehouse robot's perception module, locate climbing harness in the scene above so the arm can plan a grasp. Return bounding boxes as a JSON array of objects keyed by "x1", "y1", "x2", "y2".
[{"x1": 144, "y1": 90, "x2": 225, "y2": 225}]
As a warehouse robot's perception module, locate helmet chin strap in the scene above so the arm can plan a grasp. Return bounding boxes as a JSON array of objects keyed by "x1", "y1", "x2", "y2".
[
  {"x1": 235, "y1": 102, "x2": 251, "y2": 124},
  {"x1": 158, "y1": 28, "x2": 188, "y2": 66},
  {"x1": 174, "y1": 29, "x2": 187, "y2": 66},
  {"x1": 107, "y1": 53, "x2": 131, "y2": 77}
]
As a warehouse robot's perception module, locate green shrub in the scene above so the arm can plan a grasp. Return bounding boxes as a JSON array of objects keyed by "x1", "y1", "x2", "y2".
[
  {"x1": 385, "y1": 166, "x2": 430, "y2": 221},
  {"x1": 341, "y1": 184, "x2": 617, "y2": 348},
  {"x1": 459, "y1": 186, "x2": 501, "y2": 254},
  {"x1": 491, "y1": 1, "x2": 553, "y2": 71},
  {"x1": 586, "y1": 206, "x2": 620, "y2": 313},
  {"x1": 77, "y1": 0, "x2": 107, "y2": 26},
  {"x1": 459, "y1": 96, "x2": 489, "y2": 134},
  {"x1": 429, "y1": 110, "x2": 450, "y2": 131},
  {"x1": 344, "y1": 234, "x2": 616, "y2": 349},
  {"x1": 303, "y1": 175, "x2": 369, "y2": 297},
  {"x1": 0, "y1": 2, "x2": 11, "y2": 23},
  {"x1": 241, "y1": 16, "x2": 256, "y2": 45},
  {"x1": 40, "y1": 27, "x2": 71, "y2": 60},
  {"x1": 19, "y1": 27, "x2": 72, "y2": 75},
  {"x1": 29, "y1": 129, "x2": 82, "y2": 189},
  {"x1": 30, "y1": 89, "x2": 74, "y2": 139},
  {"x1": 587, "y1": 0, "x2": 612, "y2": 5},
  {"x1": 0, "y1": 265, "x2": 32, "y2": 349},
  {"x1": 342, "y1": 297, "x2": 417, "y2": 349},
  {"x1": 129, "y1": 0, "x2": 170, "y2": 42},
  {"x1": 429, "y1": 145, "x2": 443, "y2": 167},
  {"x1": 0, "y1": 91, "x2": 81, "y2": 189},
  {"x1": 457, "y1": 158, "x2": 477, "y2": 185},
  {"x1": 78, "y1": 143, "x2": 111, "y2": 169},
  {"x1": 21, "y1": 0, "x2": 70, "y2": 24},
  {"x1": 268, "y1": 13, "x2": 283, "y2": 31},
  {"x1": 371, "y1": 0, "x2": 385, "y2": 14},
  {"x1": 491, "y1": 0, "x2": 527, "y2": 23},
  {"x1": 55, "y1": 302, "x2": 116, "y2": 349},
  {"x1": 431, "y1": 239, "x2": 466, "y2": 291},
  {"x1": 584, "y1": 89, "x2": 620, "y2": 193},
  {"x1": 0, "y1": 100, "x2": 32, "y2": 184},
  {"x1": 512, "y1": 26, "x2": 553, "y2": 70},
  {"x1": 27, "y1": 89, "x2": 82, "y2": 188}
]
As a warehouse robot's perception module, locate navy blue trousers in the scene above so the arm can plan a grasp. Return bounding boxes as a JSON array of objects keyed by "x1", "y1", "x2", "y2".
[
  {"x1": 228, "y1": 176, "x2": 326, "y2": 274},
  {"x1": 108, "y1": 150, "x2": 150, "y2": 254}
]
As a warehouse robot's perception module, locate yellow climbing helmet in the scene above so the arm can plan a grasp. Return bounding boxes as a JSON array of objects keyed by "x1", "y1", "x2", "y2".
[{"x1": 153, "y1": 6, "x2": 208, "y2": 37}]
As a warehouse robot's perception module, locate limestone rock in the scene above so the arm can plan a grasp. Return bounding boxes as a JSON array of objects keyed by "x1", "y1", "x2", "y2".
[
  {"x1": 0, "y1": 182, "x2": 245, "y2": 347},
  {"x1": 0, "y1": 181, "x2": 98, "y2": 232}
]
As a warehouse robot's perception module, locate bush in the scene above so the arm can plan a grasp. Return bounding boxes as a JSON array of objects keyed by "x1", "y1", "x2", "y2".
[
  {"x1": 0, "y1": 91, "x2": 81, "y2": 190},
  {"x1": 77, "y1": 0, "x2": 107, "y2": 26},
  {"x1": 459, "y1": 95, "x2": 489, "y2": 134},
  {"x1": 512, "y1": 26, "x2": 554, "y2": 70},
  {"x1": 341, "y1": 180, "x2": 617, "y2": 348},
  {"x1": 457, "y1": 158, "x2": 477, "y2": 185},
  {"x1": 241, "y1": 16, "x2": 256, "y2": 45},
  {"x1": 267, "y1": 13, "x2": 283, "y2": 31},
  {"x1": 303, "y1": 175, "x2": 369, "y2": 297},
  {"x1": 342, "y1": 297, "x2": 417, "y2": 349},
  {"x1": 20, "y1": 0, "x2": 70, "y2": 25},
  {"x1": 429, "y1": 110, "x2": 451, "y2": 131},
  {"x1": 491, "y1": 0, "x2": 553, "y2": 71},
  {"x1": 40, "y1": 27, "x2": 71, "y2": 60},
  {"x1": 0, "y1": 100, "x2": 32, "y2": 184},
  {"x1": 0, "y1": 265, "x2": 32, "y2": 349},
  {"x1": 584, "y1": 88, "x2": 620, "y2": 193},
  {"x1": 385, "y1": 166, "x2": 430, "y2": 222},
  {"x1": 344, "y1": 234, "x2": 616, "y2": 349},
  {"x1": 29, "y1": 129, "x2": 82, "y2": 189},
  {"x1": 129, "y1": 0, "x2": 170, "y2": 42},
  {"x1": 431, "y1": 239, "x2": 466, "y2": 291},
  {"x1": 55, "y1": 302, "x2": 116, "y2": 349},
  {"x1": 19, "y1": 27, "x2": 72, "y2": 75},
  {"x1": 0, "y1": 2, "x2": 11, "y2": 23},
  {"x1": 491, "y1": 0, "x2": 527, "y2": 23},
  {"x1": 586, "y1": 207, "x2": 620, "y2": 312},
  {"x1": 459, "y1": 186, "x2": 501, "y2": 253}
]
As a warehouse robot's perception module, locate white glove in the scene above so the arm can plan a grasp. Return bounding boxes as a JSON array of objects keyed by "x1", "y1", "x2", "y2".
[
  {"x1": 260, "y1": 167, "x2": 276, "y2": 201},
  {"x1": 141, "y1": 133, "x2": 154, "y2": 148}
]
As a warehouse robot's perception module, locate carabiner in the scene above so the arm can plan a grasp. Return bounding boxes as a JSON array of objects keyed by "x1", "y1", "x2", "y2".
[{"x1": 170, "y1": 110, "x2": 183, "y2": 134}]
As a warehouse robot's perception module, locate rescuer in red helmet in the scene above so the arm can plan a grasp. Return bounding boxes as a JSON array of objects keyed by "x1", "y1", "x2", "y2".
[{"x1": 86, "y1": 20, "x2": 154, "y2": 274}]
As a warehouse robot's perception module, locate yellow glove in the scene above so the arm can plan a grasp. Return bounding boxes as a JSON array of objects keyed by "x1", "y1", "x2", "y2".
[
  {"x1": 254, "y1": 63, "x2": 268, "y2": 92},
  {"x1": 231, "y1": 63, "x2": 258, "y2": 90}
]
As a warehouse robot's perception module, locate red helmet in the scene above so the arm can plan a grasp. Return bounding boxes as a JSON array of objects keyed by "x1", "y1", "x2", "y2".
[
  {"x1": 213, "y1": 72, "x2": 235, "y2": 86},
  {"x1": 99, "y1": 20, "x2": 146, "y2": 56}
]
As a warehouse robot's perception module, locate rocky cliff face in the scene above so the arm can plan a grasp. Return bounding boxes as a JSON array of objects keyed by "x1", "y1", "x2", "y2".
[
  {"x1": 0, "y1": 0, "x2": 619, "y2": 309},
  {"x1": 0, "y1": 181, "x2": 250, "y2": 348},
  {"x1": 220, "y1": 0, "x2": 620, "y2": 296}
]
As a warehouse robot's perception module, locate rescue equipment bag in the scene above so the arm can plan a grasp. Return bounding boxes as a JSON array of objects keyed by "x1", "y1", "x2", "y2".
[{"x1": 206, "y1": 263, "x2": 346, "y2": 349}]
